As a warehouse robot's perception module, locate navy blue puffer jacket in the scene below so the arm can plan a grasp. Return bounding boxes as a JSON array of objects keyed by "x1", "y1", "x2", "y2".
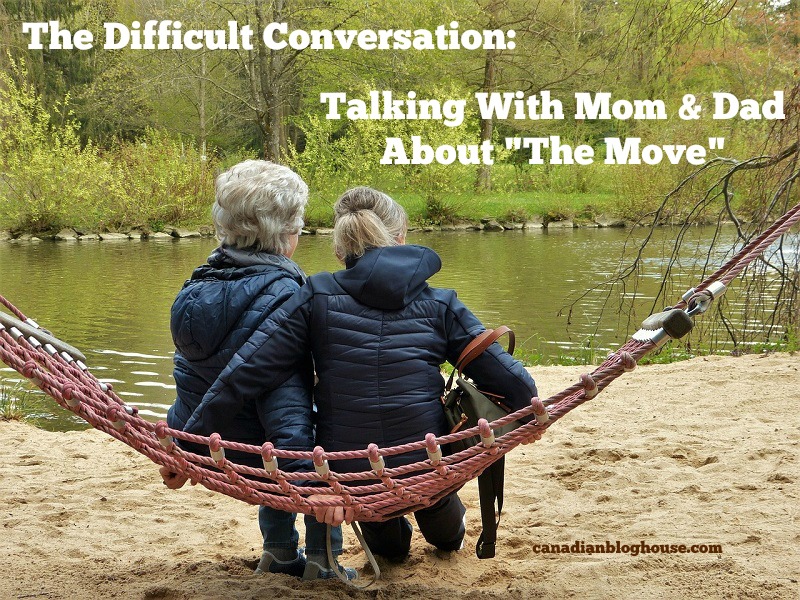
[
  {"x1": 186, "y1": 245, "x2": 537, "y2": 473},
  {"x1": 168, "y1": 246, "x2": 314, "y2": 470}
]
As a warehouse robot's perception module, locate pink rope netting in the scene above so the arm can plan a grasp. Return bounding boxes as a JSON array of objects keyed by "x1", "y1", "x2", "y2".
[{"x1": 1, "y1": 200, "x2": 798, "y2": 522}]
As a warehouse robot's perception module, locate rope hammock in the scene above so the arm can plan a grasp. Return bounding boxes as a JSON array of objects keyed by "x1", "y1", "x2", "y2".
[{"x1": 1, "y1": 201, "x2": 799, "y2": 526}]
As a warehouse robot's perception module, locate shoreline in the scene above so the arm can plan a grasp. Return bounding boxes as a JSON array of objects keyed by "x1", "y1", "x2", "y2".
[
  {"x1": 1, "y1": 216, "x2": 745, "y2": 243},
  {"x1": 1, "y1": 353, "x2": 798, "y2": 599}
]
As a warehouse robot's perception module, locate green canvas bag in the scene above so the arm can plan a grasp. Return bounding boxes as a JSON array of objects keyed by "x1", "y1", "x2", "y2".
[{"x1": 440, "y1": 327, "x2": 522, "y2": 559}]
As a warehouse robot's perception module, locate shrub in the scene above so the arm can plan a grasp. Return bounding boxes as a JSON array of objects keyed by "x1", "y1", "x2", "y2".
[
  {"x1": 106, "y1": 129, "x2": 218, "y2": 230},
  {"x1": 0, "y1": 60, "x2": 219, "y2": 233},
  {"x1": 0, "y1": 59, "x2": 115, "y2": 233}
]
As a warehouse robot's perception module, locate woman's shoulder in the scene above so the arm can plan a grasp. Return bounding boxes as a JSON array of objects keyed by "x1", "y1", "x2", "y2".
[
  {"x1": 305, "y1": 270, "x2": 340, "y2": 291},
  {"x1": 196, "y1": 269, "x2": 297, "y2": 310},
  {"x1": 418, "y1": 283, "x2": 459, "y2": 304}
]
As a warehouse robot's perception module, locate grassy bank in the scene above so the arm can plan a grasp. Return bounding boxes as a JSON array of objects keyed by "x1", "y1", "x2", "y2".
[
  {"x1": 0, "y1": 188, "x2": 621, "y2": 238},
  {"x1": 304, "y1": 190, "x2": 620, "y2": 229},
  {"x1": 0, "y1": 381, "x2": 29, "y2": 422}
]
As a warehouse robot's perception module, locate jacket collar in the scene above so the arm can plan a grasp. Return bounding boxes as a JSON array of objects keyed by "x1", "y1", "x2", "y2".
[{"x1": 206, "y1": 245, "x2": 306, "y2": 281}]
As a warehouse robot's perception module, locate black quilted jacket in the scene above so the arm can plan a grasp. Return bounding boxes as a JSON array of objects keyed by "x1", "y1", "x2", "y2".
[{"x1": 186, "y1": 245, "x2": 537, "y2": 473}]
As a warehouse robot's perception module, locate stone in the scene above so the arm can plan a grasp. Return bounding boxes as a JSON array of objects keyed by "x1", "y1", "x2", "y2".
[
  {"x1": 54, "y1": 229, "x2": 78, "y2": 241},
  {"x1": 580, "y1": 220, "x2": 601, "y2": 228},
  {"x1": 594, "y1": 214, "x2": 627, "y2": 228},
  {"x1": 171, "y1": 228, "x2": 202, "y2": 239},
  {"x1": 483, "y1": 220, "x2": 505, "y2": 232},
  {"x1": 127, "y1": 228, "x2": 148, "y2": 239},
  {"x1": 77, "y1": 233, "x2": 100, "y2": 241},
  {"x1": 0, "y1": 230, "x2": 12, "y2": 241},
  {"x1": 15, "y1": 234, "x2": 41, "y2": 242},
  {"x1": 314, "y1": 228, "x2": 335, "y2": 235},
  {"x1": 98, "y1": 232, "x2": 130, "y2": 241},
  {"x1": 148, "y1": 232, "x2": 174, "y2": 240},
  {"x1": 547, "y1": 220, "x2": 575, "y2": 229},
  {"x1": 500, "y1": 221, "x2": 524, "y2": 230},
  {"x1": 524, "y1": 215, "x2": 544, "y2": 229}
]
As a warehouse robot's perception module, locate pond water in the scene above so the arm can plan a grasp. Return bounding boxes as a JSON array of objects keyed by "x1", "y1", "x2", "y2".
[{"x1": 0, "y1": 226, "x2": 787, "y2": 430}]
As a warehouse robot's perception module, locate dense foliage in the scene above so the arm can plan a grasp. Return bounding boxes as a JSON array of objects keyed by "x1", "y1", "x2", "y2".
[{"x1": 0, "y1": 0, "x2": 797, "y2": 232}]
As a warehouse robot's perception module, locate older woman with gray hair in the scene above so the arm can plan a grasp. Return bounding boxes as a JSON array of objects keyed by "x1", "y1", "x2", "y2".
[{"x1": 161, "y1": 159, "x2": 351, "y2": 581}]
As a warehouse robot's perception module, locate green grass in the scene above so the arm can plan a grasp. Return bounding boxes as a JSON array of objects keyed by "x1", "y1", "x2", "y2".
[
  {"x1": 305, "y1": 190, "x2": 619, "y2": 228},
  {"x1": 445, "y1": 192, "x2": 618, "y2": 223},
  {"x1": 0, "y1": 380, "x2": 30, "y2": 421},
  {"x1": 637, "y1": 344, "x2": 698, "y2": 365},
  {"x1": 636, "y1": 334, "x2": 799, "y2": 366},
  {"x1": 747, "y1": 327, "x2": 799, "y2": 355}
]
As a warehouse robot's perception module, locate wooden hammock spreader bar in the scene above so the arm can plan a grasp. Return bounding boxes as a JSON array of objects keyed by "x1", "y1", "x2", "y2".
[
  {"x1": 0, "y1": 309, "x2": 87, "y2": 363},
  {"x1": 0, "y1": 199, "x2": 798, "y2": 523}
]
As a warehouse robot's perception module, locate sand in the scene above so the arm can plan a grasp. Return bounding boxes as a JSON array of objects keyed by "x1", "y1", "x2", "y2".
[{"x1": 1, "y1": 353, "x2": 798, "y2": 600}]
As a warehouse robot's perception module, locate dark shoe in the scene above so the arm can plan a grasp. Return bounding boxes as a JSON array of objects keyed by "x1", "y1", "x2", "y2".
[
  {"x1": 302, "y1": 559, "x2": 358, "y2": 581},
  {"x1": 255, "y1": 549, "x2": 307, "y2": 577}
]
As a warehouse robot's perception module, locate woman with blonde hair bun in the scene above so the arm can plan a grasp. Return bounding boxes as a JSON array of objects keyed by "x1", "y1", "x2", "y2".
[
  {"x1": 331, "y1": 186, "x2": 408, "y2": 258},
  {"x1": 186, "y1": 186, "x2": 537, "y2": 565}
]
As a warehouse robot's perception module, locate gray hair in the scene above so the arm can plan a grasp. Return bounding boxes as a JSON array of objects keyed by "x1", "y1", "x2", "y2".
[
  {"x1": 212, "y1": 159, "x2": 308, "y2": 254},
  {"x1": 333, "y1": 187, "x2": 408, "y2": 259}
]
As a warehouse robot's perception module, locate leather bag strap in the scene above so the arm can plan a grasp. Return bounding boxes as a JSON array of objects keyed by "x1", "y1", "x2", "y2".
[
  {"x1": 446, "y1": 326, "x2": 515, "y2": 389},
  {"x1": 456, "y1": 326, "x2": 515, "y2": 376},
  {"x1": 475, "y1": 456, "x2": 505, "y2": 559}
]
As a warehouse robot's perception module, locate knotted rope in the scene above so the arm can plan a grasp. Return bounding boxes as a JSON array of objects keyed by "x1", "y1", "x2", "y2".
[{"x1": 1, "y1": 200, "x2": 798, "y2": 522}]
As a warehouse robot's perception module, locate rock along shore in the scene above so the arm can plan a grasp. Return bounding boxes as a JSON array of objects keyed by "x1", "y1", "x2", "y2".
[{"x1": 0, "y1": 214, "x2": 644, "y2": 243}]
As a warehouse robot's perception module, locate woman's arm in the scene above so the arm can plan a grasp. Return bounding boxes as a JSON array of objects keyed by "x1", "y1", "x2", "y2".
[
  {"x1": 444, "y1": 293, "x2": 538, "y2": 413},
  {"x1": 183, "y1": 285, "x2": 314, "y2": 436}
]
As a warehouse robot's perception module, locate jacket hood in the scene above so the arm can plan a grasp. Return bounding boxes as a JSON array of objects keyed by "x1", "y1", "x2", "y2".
[
  {"x1": 333, "y1": 245, "x2": 441, "y2": 310},
  {"x1": 171, "y1": 248, "x2": 304, "y2": 361}
]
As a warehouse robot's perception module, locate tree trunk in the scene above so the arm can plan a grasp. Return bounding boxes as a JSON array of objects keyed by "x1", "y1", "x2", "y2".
[
  {"x1": 476, "y1": 0, "x2": 503, "y2": 192},
  {"x1": 476, "y1": 47, "x2": 497, "y2": 192},
  {"x1": 265, "y1": 81, "x2": 283, "y2": 161},
  {"x1": 254, "y1": 0, "x2": 288, "y2": 162},
  {"x1": 199, "y1": 49, "x2": 207, "y2": 155}
]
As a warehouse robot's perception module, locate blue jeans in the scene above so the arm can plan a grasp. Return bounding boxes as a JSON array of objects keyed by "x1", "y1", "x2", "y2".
[{"x1": 258, "y1": 506, "x2": 342, "y2": 557}]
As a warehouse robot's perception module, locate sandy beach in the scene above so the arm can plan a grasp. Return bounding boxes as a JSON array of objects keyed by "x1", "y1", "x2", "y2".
[{"x1": 1, "y1": 353, "x2": 798, "y2": 599}]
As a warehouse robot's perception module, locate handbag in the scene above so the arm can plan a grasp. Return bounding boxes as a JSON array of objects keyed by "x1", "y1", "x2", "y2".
[
  {"x1": 440, "y1": 326, "x2": 522, "y2": 559},
  {"x1": 442, "y1": 326, "x2": 521, "y2": 454}
]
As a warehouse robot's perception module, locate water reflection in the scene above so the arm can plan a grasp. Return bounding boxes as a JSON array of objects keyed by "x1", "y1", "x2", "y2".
[{"x1": 0, "y1": 226, "x2": 787, "y2": 430}]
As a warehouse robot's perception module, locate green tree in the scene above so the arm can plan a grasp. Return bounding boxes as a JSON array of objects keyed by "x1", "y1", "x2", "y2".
[{"x1": 469, "y1": 0, "x2": 608, "y2": 191}]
